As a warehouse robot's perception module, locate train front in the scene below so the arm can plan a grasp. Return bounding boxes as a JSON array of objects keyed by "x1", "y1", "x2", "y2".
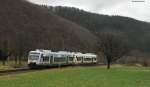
[{"x1": 28, "y1": 50, "x2": 42, "y2": 67}]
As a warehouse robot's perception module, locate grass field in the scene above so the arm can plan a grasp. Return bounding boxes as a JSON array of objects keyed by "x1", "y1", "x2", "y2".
[{"x1": 0, "y1": 65, "x2": 150, "y2": 87}]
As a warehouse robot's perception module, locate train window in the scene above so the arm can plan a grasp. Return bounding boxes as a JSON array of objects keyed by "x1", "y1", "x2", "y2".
[
  {"x1": 42, "y1": 56, "x2": 49, "y2": 62},
  {"x1": 84, "y1": 58, "x2": 92, "y2": 61},
  {"x1": 29, "y1": 55, "x2": 39, "y2": 60},
  {"x1": 94, "y1": 58, "x2": 97, "y2": 61},
  {"x1": 30, "y1": 52, "x2": 40, "y2": 55},
  {"x1": 54, "y1": 57, "x2": 66, "y2": 62},
  {"x1": 77, "y1": 57, "x2": 82, "y2": 61},
  {"x1": 69, "y1": 57, "x2": 74, "y2": 61}
]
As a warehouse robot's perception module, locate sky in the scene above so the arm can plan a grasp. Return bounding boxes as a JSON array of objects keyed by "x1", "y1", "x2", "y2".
[{"x1": 28, "y1": 0, "x2": 150, "y2": 22}]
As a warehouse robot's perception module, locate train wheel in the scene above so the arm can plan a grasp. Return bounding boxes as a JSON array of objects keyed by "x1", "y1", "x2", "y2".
[{"x1": 28, "y1": 63, "x2": 37, "y2": 69}]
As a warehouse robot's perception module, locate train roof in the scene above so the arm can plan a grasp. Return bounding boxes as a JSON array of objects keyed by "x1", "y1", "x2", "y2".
[{"x1": 29, "y1": 49, "x2": 97, "y2": 57}]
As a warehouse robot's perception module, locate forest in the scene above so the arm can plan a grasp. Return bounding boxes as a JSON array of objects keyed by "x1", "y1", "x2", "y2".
[{"x1": 46, "y1": 6, "x2": 150, "y2": 54}]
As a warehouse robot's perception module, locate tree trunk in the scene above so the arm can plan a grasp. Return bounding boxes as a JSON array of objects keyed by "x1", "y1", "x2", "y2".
[
  {"x1": 107, "y1": 61, "x2": 110, "y2": 69},
  {"x1": 18, "y1": 56, "x2": 22, "y2": 65},
  {"x1": 2, "y1": 60, "x2": 6, "y2": 65},
  {"x1": 107, "y1": 58, "x2": 111, "y2": 69},
  {"x1": 15, "y1": 56, "x2": 18, "y2": 64}
]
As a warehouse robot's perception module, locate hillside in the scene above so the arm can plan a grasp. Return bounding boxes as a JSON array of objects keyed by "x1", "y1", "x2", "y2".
[
  {"x1": 0, "y1": 0, "x2": 97, "y2": 57},
  {"x1": 47, "y1": 6, "x2": 150, "y2": 54}
]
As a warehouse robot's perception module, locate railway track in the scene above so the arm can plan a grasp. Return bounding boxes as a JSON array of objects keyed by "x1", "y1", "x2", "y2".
[
  {"x1": 0, "y1": 68, "x2": 31, "y2": 76},
  {"x1": 0, "y1": 67, "x2": 51, "y2": 76},
  {"x1": 0, "y1": 63, "x2": 104, "y2": 76}
]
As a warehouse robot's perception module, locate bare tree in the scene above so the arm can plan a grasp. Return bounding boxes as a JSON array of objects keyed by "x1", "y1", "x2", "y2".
[
  {"x1": 0, "y1": 40, "x2": 9, "y2": 65},
  {"x1": 96, "y1": 32, "x2": 128, "y2": 69}
]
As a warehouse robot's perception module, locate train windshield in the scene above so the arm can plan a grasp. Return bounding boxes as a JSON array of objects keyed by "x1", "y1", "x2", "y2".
[{"x1": 28, "y1": 52, "x2": 40, "y2": 60}]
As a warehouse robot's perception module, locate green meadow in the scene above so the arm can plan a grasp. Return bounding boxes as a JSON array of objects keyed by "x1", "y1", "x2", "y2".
[{"x1": 0, "y1": 65, "x2": 150, "y2": 87}]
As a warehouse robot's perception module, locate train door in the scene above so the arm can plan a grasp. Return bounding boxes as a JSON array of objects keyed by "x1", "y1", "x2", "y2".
[
  {"x1": 73, "y1": 56, "x2": 77, "y2": 64},
  {"x1": 50, "y1": 56, "x2": 53, "y2": 64},
  {"x1": 42, "y1": 55, "x2": 49, "y2": 64},
  {"x1": 66, "y1": 56, "x2": 69, "y2": 64}
]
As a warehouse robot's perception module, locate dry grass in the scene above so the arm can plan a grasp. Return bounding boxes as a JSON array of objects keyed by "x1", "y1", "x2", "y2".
[{"x1": 0, "y1": 61, "x2": 27, "y2": 71}]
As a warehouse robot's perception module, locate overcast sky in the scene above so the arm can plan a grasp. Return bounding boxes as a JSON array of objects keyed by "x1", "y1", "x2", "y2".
[{"x1": 28, "y1": 0, "x2": 150, "y2": 22}]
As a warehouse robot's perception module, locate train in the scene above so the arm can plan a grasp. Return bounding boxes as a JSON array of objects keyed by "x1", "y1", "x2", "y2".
[{"x1": 28, "y1": 49, "x2": 97, "y2": 68}]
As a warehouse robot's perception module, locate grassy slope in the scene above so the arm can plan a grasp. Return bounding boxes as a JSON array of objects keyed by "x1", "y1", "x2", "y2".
[{"x1": 0, "y1": 66, "x2": 150, "y2": 87}]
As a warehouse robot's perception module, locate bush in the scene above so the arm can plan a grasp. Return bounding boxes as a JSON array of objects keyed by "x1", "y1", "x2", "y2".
[{"x1": 141, "y1": 59, "x2": 150, "y2": 67}]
